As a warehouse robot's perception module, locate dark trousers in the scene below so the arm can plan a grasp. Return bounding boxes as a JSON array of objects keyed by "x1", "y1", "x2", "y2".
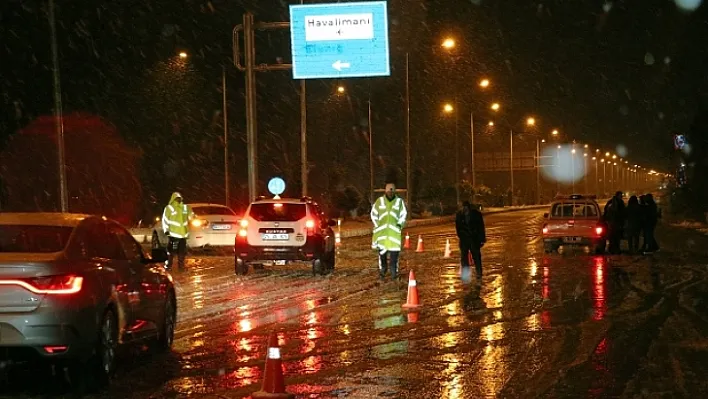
[
  {"x1": 643, "y1": 226, "x2": 658, "y2": 252},
  {"x1": 628, "y1": 232, "x2": 640, "y2": 253},
  {"x1": 378, "y1": 251, "x2": 400, "y2": 280},
  {"x1": 167, "y1": 236, "x2": 187, "y2": 270},
  {"x1": 608, "y1": 226, "x2": 622, "y2": 254},
  {"x1": 460, "y1": 240, "x2": 482, "y2": 277}
]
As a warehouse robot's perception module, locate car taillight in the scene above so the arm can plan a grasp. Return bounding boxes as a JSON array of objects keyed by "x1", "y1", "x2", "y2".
[
  {"x1": 305, "y1": 219, "x2": 316, "y2": 235},
  {"x1": 239, "y1": 219, "x2": 248, "y2": 228},
  {"x1": 238, "y1": 228, "x2": 248, "y2": 237},
  {"x1": 595, "y1": 226, "x2": 604, "y2": 236},
  {"x1": 0, "y1": 275, "x2": 83, "y2": 295},
  {"x1": 191, "y1": 219, "x2": 208, "y2": 228},
  {"x1": 542, "y1": 224, "x2": 549, "y2": 235}
]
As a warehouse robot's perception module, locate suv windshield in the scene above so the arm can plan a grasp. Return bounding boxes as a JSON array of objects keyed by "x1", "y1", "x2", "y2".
[
  {"x1": 551, "y1": 202, "x2": 599, "y2": 218},
  {"x1": 193, "y1": 206, "x2": 236, "y2": 216},
  {"x1": 0, "y1": 225, "x2": 74, "y2": 253},
  {"x1": 248, "y1": 203, "x2": 307, "y2": 222}
]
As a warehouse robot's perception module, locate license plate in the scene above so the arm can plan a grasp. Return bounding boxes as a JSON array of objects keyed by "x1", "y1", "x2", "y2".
[
  {"x1": 563, "y1": 236, "x2": 582, "y2": 243},
  {"x1": 212, "y1": 224, "x2": 232, "y2": 230},
  {"x1": 262, "y1": 233, "x2": 289, "y2": 241},
  {"x1": 273, "y1": 260, "x2": 286, "y2": 265}
]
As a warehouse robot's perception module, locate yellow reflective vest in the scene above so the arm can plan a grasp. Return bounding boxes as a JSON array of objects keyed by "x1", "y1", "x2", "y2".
[
  {"x1": 161, "y1": 192, "x2": 195, "y2": 238},
  {"x1": 370, "y1": 195, "x2": 408, "y2": 254}
]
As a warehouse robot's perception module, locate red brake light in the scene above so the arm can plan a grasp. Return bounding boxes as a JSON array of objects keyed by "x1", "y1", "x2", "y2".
[
  {"x1": 542, "y1": 224, "x2": 549, "y2": 235},
  {"x1": 305, "y1": 219, "x2": 315, "y2": 229},
  {"x1": 0, "y1": 275, "x2": 83, "y2": 295},
  {"x1": 595, "y1": 226, "x2": 604, "y2": 235},
  {"x1": 43, "y1": 346, "x2": 69, "y2": 354},
  {"x1": 239, "y1": 219, "x2": 248, "y2": 228}
]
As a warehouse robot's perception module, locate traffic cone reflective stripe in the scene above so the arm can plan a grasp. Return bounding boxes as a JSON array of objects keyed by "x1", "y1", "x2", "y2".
[
  {"x1": 444, "y1": 239, "x2": 452, "y2": 258},
  {"x1": 252, "y1": 332, "x2": 294, "y2": 399},
  {"x1": 415, "y1": 235, "x2": 424, "y2": 252},
  {"x1": 402, "y1": 270, "x2": 421, "y2": 308},
  {"x1": 404, "y1": 233, "x2": 410, "y2": 249}
]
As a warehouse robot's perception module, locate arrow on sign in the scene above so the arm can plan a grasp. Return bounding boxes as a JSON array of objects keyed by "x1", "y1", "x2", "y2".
[{"x1": 332, "y1": 60, "x2": 351, "y2": 71}]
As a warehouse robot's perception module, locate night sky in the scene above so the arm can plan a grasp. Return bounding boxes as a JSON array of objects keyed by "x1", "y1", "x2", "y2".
[{"x1": 1, "y1": 0, "x2": 706, "y2": 214}]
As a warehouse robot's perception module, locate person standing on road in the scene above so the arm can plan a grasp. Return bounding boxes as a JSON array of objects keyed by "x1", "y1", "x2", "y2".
[
  {"x1": 603, "y1": 191, "x2": 626, "y2": 254},
  {"x1": 626, "y1": 195, "x2": 643, "y2": 254},
  {"x1": 455, "y1": 200, "x2": 486, "y2": 282},
  {"x1": 370, "y1": 181, "x2": 408, "y2": 282},
  {"x1": 161, "y1": 191, "x2": 194, "y2": 271}
]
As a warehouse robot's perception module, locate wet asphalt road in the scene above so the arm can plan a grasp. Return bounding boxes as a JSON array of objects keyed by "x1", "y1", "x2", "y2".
[{"x1": 4, "y1": 207, "x2": 708, "y2": 398}]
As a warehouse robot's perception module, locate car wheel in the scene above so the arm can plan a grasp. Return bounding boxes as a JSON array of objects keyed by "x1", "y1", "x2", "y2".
[
  {"x1": 156, "y1": 292, "x2": 176, "y2": 352},
  {"x1": 152, "y1": 232, "x2": 162, "y2": 249},
  {"x1": 595, "y1": 242, "x2": 606, "y2": 254},
  {"x1": 97, "y1": 309, "x2": 118, "y2": 383},
  {"x1": 324, "y1": 250, "x2": 335, "y2": 273},
  {"x1": 235, "y1": 258, "x2": 248, "y2": 275},
  {"x1": 312, "y1": 258, "x2": 324, "y2": 276}
]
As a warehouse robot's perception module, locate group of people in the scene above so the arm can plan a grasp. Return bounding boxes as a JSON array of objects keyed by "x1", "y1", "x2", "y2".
[
  {"x1": 602, "y1": 191, "x2": 660, "y2": 255},
  {"x1": 371, "y1": 181, "x2": 486, "y2": 283}
]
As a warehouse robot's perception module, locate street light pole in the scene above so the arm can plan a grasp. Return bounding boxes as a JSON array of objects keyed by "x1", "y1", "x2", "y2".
[
  {"x1": 222, "y1": 66, "x2": 229, "y2": 207},
  {"x1": 243, "y1": 12, "x2": 258, "y2": 201},
  {"x1": 470, "y1": 112, "x2": 475, "y2": 189},
  {"x1": 455, "y1": 95, "x2": 459, "y2": 206},
  {"x1": 509, "y1": 128, "x2": 514, "y2": 206},
  {"x1": 405, "y1": 52, "x2": 411, "y2": 205},
  {"x1": 368, "y1": 99, "x2": 374, "y2": 204},
  {"x1": 48, "y1": 0, "x2": 68, "y2": 212},
  {"x1": 536, "y1": 139, "x2": 541, "y2": 204}
]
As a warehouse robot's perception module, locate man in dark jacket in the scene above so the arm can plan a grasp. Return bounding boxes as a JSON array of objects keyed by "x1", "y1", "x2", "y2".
[
  {"x1": 603, "y1": 191, "x2": 626, "y2": 254},
  {"x1": 456, "y1": 201, "x2": 486, "y2": 281}
]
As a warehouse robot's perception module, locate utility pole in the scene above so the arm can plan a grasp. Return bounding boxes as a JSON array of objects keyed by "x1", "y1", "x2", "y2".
[
  {"x1": 405, "y1": 52, "x2": 411, "y2": 205},
  {"x1": 510, "y1": 128, "x2": 514, "y2": 206},
  {"x1": 48, "y1": 0, "x2": 68, "y2": 212},
  {"x1": 222, "y1": 66, "x2": 229, "y2": 206}
]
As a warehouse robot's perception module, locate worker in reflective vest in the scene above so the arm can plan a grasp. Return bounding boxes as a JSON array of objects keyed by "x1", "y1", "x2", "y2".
[
  {"x1": 370, "y1": 181, "x2": 408, "y2": 281},
  {"x1": 161, "y1": 192, "x2": 194, "y2": 271}
]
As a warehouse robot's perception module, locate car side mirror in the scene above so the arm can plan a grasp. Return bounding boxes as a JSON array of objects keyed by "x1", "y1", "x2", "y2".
[
  {"x1": 148, "y1": 248, "x2": 168, "y2": 263},
  {"x1": 543, "y1": 212, "x2": 549, "y2": 219}
]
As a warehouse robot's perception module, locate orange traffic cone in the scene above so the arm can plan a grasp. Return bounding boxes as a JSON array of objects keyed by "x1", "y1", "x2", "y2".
[
  {"x1": 404, "y1": 233, "x2": 410, "y2": 249},
  {"x1": 415, "y1": 235, "x2": 424, "y2": 252},
  {"x1": 444, "y1": 239, "x2": 452, "y2": 258},
  {"x1": 402, "y1": 270, "x2": 421, "y2": 309},
  {"x1": 252, "y1": 332, "x2": 294, "y2": 399}
]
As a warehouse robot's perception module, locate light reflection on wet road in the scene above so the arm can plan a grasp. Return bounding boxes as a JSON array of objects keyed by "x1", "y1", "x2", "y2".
[{"x1": 4, "y1": 208, "x2": 708, "y2": 398}]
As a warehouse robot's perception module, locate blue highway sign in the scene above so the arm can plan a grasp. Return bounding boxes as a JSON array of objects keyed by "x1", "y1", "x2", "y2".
[{"x1": 289, "y1": 1, "x2": 390, "y2": 79}]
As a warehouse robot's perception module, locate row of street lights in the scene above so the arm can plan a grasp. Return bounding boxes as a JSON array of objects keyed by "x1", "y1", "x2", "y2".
[{"x1": 433, "y1": 35, "x2": 664, "y2": 204}]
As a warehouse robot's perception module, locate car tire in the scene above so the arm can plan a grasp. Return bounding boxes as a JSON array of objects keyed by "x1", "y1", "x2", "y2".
[
  {"x1": 235, "y1": 258, "x2": 248, "y2": 275},
  {"x1": 70, "y1": 308, "x2": 119, "y2": 392},
  {"x1": 324, "y1": 250, "x2": 335, "y2": 273},
  {"x1": 595, "y1": 242, "x2": 606, "y2": 254},
  {"x1": 156, "y1": 292, "x2": 176, "y2": 352},
  {"x1": 312, "y1": 258, "x2": 325, "y2": 276},
  {"x1": 152, "y1": 231, "x2": 162, "y2": 249}
]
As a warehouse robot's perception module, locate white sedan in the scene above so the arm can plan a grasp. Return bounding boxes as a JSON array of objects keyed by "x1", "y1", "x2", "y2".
[{"x1": 152, "y1": 203, "x2": 241, "y2": 250}]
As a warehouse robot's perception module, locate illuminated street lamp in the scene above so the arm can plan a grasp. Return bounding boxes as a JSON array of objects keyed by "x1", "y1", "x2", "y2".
[
  {"x1": 336, "y1": 85, "x2": 345, "y2": 94},
  {"x1": 479, "y1": 79, "x2": 490, "y2": 88},
  {"x1": 491, "y1": 103, "x2": 500, "y2": 111},
  {"x1": 443, "y1": 103, "x2": 454, "y2": 113},
  {"x1": 552, "y1": 129, "x2": 559, "y2": 136},
  {"x1": 179, "y1": 51, "x2": 188, "y2": 59},
  {"x1": 441, "y1": 37, "x2": 456, "y2": 49},
  {"x1": 526, "y1": 117, "x2": 536, "y2": 126},
  {"x1": 488, "y1": 121, "x2": 494, "y2": 127}
]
